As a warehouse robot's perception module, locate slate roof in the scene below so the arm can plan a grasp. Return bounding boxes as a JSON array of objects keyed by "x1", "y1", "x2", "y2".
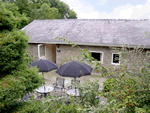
[{"x1": 22, "y1": 19, "x2": 150, "y2": 48}]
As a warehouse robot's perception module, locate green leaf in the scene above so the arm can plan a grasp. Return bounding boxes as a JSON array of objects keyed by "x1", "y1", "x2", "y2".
[{"x1": 71, "y1": 44, "x2": 75, "y2": 47}]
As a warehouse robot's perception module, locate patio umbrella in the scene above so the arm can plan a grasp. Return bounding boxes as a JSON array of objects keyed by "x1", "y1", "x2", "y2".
[
  {"x1": 28, "y1": 59, "x2": 58, "y2": 95},
  {"x1": 28, "y1": 59, "x2": 58, "y2": 73},
  {"x1": 56, "y1": 61, "x2": 93, "y2": 81},
  {"x1": 56, "y1": 61, "x2": 92, "y2": 95}
]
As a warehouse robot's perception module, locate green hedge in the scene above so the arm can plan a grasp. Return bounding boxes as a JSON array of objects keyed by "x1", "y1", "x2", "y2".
[
  {"x1": 0, "y1": 65, "x2": 43, "y2": 111},
  {"x1": 0, "y1": 30, "x2": 29, "y2": 76}
]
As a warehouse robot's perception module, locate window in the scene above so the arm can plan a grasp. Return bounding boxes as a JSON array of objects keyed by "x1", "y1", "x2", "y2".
[
  {"x1": 90, "y1": 51, "x2": 103, "y2": 63},
  {"x1": 38, "y1": 44, "x2": 46, "y2": 58},
  {"x1": 112, "y1": 53, "x2": 120, "y2": 65}
]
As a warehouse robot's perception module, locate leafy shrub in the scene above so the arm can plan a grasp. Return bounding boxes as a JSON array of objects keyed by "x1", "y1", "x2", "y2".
[
  {"x1": 103, "y1": 78, "x2": 117, "y2": 92},
  {"x1": 0, "y1": 65, "x2": 43, "y2": 111},
  {"x1": 0, "y1": 2, "x2": 29, "y2": 31},
  {"x1": 6, "y1": 95, "x2": 83, "y2": 113},
  {"x1": 0, "y1": 30, "x2": 29, "y2": 76},
  {"x1": 0, "y1": 5, "x2": 16, "y2": 31},
  {"x1": 78, "y1": 80, "x2": 100, "y2": 107},
  {"x1": 0, "y1": 100, "x2": 46, "y2": 113},
  {"x1": 100, "y1": 48, "x2": 150, "y2": 113},
  {"x1": 0, "y1": 5, "x2": 43, "y2": 110}
]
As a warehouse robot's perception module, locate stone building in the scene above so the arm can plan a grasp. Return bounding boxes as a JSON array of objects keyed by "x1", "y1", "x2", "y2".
[{"x1": 22, "y1": 19, "x2": 150, "y2": 72}]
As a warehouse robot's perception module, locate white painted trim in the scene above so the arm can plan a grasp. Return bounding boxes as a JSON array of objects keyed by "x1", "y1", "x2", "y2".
[
  {"x1": 111, "y1": 53, "x2": 120, "y2": 65},
  {"x1": 90, "y1": 51, "x2": 104, "y2": 63},
  {"x1": 38, "y1": 44, "x2": 46, "y2": 59}
]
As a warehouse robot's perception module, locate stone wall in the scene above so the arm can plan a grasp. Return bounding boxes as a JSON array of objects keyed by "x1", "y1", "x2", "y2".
[
  {"x1": 26, "y1": 43, "x2": 39, "y2": 62},
  {"x1": 27, "y1": 43, "x2": 115, "y2": 67},
  {"x1": 27, "y1": 43, "x2": 149, "y2": 74},
  {"x1": 56, "y1": 44, "x2": 120, "y2": 72},
  {"x1": 27, "y1": 44, "x2": 56, "y2": 62},
  {"x1": 56, "y1": 45, "x2": 82, "y2": 66}
]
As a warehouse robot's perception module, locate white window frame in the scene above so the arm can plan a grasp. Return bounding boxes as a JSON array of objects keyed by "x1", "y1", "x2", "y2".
[
  {"x1": 38, "y1": 44, "x2": 46, "y2": 59},
  {"x1": 111, "y1": 53, "x2": 120, "y2": 65},
  {"x1": 90, "y1": 51, "x2": 104, "y2": 63}
]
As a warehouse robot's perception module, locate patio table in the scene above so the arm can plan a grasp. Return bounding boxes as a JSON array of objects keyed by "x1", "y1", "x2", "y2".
[
  {"x1": 36, "y1": 85, "x2": 54, "y2": 98},
  {"x1": 66, "y1": 89, "x2": 80, "y2": 97}
]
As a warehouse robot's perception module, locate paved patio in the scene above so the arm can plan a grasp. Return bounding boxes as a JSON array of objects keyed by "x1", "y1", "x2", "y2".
[
  {"x1": 32, "y1": 70, "x2": 108, "y2": 100},
  {"x1": 44, "y1": 70, "x2": 106, "y2": 87}
]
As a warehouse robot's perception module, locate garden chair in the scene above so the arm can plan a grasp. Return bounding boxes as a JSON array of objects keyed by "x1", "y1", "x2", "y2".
[
  {"x1": 53, "y1": 77, "x2": 65, "y2": 92},
  {"x1": 68, "y1": 80, "x2": 80, "y2": 90}
]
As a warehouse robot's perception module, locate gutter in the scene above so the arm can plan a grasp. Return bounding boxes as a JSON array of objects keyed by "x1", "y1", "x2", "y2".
[{"x1": 28, "y1": 41, "x2": 150, "y2": 49}]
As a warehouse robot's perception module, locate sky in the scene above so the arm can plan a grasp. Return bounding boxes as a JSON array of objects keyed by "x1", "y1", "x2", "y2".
[{"x1": 61, "y1": 0, "x2": 150, "y2": 19}]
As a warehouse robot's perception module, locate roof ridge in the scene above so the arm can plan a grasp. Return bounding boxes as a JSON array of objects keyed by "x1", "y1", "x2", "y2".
[{"x1": 34, "y1": 19, "x2": 150, "y2": 21}]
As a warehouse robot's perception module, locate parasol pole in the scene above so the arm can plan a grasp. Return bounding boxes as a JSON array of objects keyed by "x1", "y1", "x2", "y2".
[
  {"x1": 43, "y1": 72, "x2": 46, "y2": 97},
  {"x1": 74, "y1": 77, "x2": 76, "y2": 82},
  {"x1": 74, "y1": 77, "x2": 77, "y2": 97}
]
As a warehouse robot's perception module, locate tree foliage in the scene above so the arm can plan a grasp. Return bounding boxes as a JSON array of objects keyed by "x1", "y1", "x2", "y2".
[
  {"x1": 0, "y1": 3, "x2": 16, "y2": 31},
  {"x1": 14, "y1": 0, "x2": 77, "y2": 22},
  {"x1": 0, "y1": 30, "x2": 29, "y2": 75},
  {"x1": 0, "y1": 1, "x2": 29, "y2": 31},
  {"x1": 68, "y1": 9, "x2": 78, "y2": 19},
  {"x1": 29, "y1": 3, "x2": 59, "y2": 20},
  {"x1": 14, "y1": 0, "x2": 30, "y2": 14},
  {"x1": 0, "y1": 1, "x2": 43, "y2": 111},
  {"x1": 1, "y1": 0, "x2": 77, "y2": 29}
]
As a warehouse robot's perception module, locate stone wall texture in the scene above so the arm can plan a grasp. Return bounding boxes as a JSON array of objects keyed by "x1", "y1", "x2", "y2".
[
  {"x1": 27, "y1": 44, "x2": 121, "y2": 72},
  {"x1": 27, "y1": 43, "x2": 149, "y2": 74},
  {"x1": 56, "y1": 44, "x2": 120, "y2": 73},
  {"x1": 26, "y1": 43, "x2": 39, "y2": 62},
  {"x1": 27, "y1": 44, "x2": 56, "y2": 62}
]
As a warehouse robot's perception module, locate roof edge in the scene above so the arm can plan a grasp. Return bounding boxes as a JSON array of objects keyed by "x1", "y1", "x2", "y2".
[
  {"x1": 32, "y1": 19, "x2": 150, "y2": 21},
  {"x1": 21, "y1": 20, "x2": 36, "y2": 30},
  {"x1": 28, "y1": 41, "x2": 150, "y2": 49}
]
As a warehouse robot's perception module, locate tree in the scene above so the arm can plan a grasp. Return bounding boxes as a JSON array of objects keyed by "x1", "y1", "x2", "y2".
[
  {"x1": 14, "y1": 0, "x2": 30, "y2": 14},
  {"x1": 0, "y1": 1, "x2": 29, "y2": 31},
  {"x1": 55, "y1": 1, "x2": 70, "y2": 18},
  {"x1": 68, "y1": 9, "x2": 77, "y2": 19},
  {"x1": 29, "y1": 3, "x2": 59, "y2": 20},
  {"x1": 14, "y1": 0, "x2": 77, "y2": 21},
  {"x1": 0, "y1": 3, "x2": 16, "y2": 31},
  {"x1": 0, "y1": 1, "x2": 43, "y2": 112},
  {"x1": 2, "y1": 0, "x2": 77, "y2": 27}
]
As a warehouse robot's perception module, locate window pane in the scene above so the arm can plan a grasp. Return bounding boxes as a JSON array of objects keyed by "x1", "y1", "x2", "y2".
[
  {"x1": 113, "y1": 54, "x2": 119, "y2": 63},
  {"x1": 91, "y1": 52, "x2": 100, "y2": 61},
  {"x1": 40, "y1": 45, "x2": 45, "y2": 57}
]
